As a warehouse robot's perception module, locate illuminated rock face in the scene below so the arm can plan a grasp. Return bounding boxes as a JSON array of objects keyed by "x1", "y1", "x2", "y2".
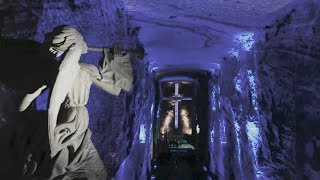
[
  {"x1": 207, "y1": 1, "x2": 320, "y2": 179},
  {"x1": 208, "y1": 55, "x2": 265, "y2": 180},
  {"x1": 122, "y1": 0, "x2": 291, "y2": 71}
]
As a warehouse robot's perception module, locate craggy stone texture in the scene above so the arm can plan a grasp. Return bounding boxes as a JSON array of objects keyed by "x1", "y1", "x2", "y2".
[
  {"x1": 112, "y1": 60, "x2": 155, "y2": 180},
  {"x1": 0, "y1": 83, "x2": 25, "y2": 179},
  {"x1": 0, "y1": 0, "x2": 154, "y2": 179},
  {"x1": 92, "y1": 58, "x2": 155, "y2": 179},
  {"x1": 208, "y1": 54, "x2": 272, "y2": 180},
  {"x1": 207, "y1": 1, "x2": 320, "y2": 179},
  {"x1": 123, "y1": 0, "x2": 291, "y2": 71},
  {"x1": 258, "y1": 0, "x2": 320, "y2": 178}
]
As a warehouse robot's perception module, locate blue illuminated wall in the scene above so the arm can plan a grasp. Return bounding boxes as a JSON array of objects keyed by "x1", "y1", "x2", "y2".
[
  {"x1": 207, "y1": 1, "x2": 320, "y2": 179},
  {"x1": 208, "y1": 53, "x2": 268, "y2": 179}
]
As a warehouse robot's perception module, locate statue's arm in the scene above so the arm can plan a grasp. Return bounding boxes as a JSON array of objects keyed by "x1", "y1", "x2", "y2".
[
  {"x1": 80, "y1": 47, "x2": 134, "y2": 96},
  {"x1": 91, "y1": 78, "x2": 121, "y2": 96},
  {"x1": 19, "y1": 85, "x2": 47, "y2": 112},
  {"x1": 79, "y1": 62, "x2": 121, "y2": 96},
  {"x1": 79, "y1": 62, "x2": 102, "y2": 79}
]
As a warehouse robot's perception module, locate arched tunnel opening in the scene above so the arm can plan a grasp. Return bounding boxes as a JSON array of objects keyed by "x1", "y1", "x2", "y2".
[{"x1": 151, "y1": 71, "x2": 211, "y2": 179}]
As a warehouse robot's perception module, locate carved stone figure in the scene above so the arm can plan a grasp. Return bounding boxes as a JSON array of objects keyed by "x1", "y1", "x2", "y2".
[{"x1": 17, "y1": 25, "x2": 140, "y2": 179}]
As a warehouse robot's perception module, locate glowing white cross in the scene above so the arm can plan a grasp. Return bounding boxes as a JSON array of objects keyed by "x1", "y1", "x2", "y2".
[{"x1": 163, "y1": 83, "x2": 192, "y2": 129}]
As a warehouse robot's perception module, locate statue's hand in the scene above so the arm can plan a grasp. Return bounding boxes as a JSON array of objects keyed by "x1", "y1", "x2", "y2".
[
  {"x1": 33, "y1": 85, "x2": 47, "y2": 98},
  {"x1": 49, "y1": 47, "x2": 64, "y2": 57},
  {"x1": 19, "y1": 85, "x2": 47, "y2": 112},
  {"x1": 113, "y1": 46, "x2": 122, "y2": 56}
]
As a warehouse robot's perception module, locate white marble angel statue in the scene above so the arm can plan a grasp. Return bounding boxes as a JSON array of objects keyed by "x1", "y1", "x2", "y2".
[{"x1": 18, "y1": 25, "x2": 142, "y2": 179}]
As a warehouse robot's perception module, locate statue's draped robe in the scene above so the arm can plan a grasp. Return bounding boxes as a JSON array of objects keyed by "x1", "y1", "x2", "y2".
[
  {"x1": 13, "y1": 69, "x2": 106, "y2": 180},
  {"x1": 50, "y1": 69, "x2": 106, "y2": 180},
  {"x1": 50, "y1": 50, "x2": 132, "y2": 179},
  {"x1": 13, "y1": 51, "x2": 133, "y2": 180}
]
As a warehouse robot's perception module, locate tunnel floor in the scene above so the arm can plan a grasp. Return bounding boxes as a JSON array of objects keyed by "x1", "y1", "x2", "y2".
[{"x1": 152, "y1": 152, "x2": 210, "y2": 180}]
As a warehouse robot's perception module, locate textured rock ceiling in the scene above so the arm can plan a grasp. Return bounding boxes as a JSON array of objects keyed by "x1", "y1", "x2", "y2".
[{"x1": 123, "y1": 0, "x2": 292, "y2": 71}]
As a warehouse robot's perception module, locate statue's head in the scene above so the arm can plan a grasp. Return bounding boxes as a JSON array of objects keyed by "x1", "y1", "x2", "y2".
[{"x1": 48, "y1": 26, "x2": 88, "y2": 57}]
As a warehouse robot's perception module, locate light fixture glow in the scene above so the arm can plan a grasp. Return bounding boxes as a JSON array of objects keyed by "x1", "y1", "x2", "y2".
[
  {"x1": 160, "y1": 110, "x2": 173, "y2": 134},
  {"x1": 181, "y1": 108, "x2": 192, "y2": 135}
]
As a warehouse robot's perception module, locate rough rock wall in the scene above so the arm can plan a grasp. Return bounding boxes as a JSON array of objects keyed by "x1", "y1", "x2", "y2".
[
  {"x1": 257, "y1": 0, "x2": 320, "y2": 178},
  {"x1": 208, "y1": 53, "x2": 272, "y2": 180},
  {"x1": 0, "y1": 0, "x2": 154, "y2": 179},
  {"x1": 0, "y1": 83, "x2": 25, "y2": 179},
  {"x1": 207, "y1": 1, "x2": 320, "y2": 179},
  {"x1": 86, "y1": 57, "x2": 155, "y2": 179},
  {"x1": 112, "y1": 61, "x2": 155, "y2": 180},
  {"x1": 90, "y1": 57, "x2": 155, "y2": 179}
]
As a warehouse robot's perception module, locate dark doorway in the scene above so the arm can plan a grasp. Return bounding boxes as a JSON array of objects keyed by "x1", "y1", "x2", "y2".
[{"x1": 151, "y1": 71, "x2": 211, "y2": 180}]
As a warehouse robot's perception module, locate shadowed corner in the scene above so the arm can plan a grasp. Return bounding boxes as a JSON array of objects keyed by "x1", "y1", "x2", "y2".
[{"x1": 0, "y1": 37, "x2": 58, "y2": 93}]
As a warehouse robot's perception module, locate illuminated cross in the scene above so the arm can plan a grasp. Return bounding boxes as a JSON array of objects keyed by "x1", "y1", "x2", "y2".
[{"x1": 163, "y1": 82, "x2": 192, "y2": 129}]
